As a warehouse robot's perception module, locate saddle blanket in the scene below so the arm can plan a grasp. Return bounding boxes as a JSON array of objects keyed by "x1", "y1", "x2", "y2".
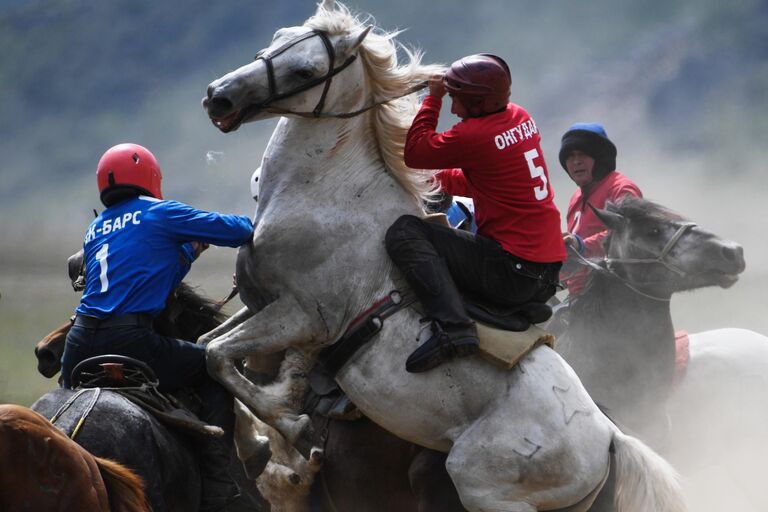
[
  {"x1": 477, "y1": 322, "x2": 555, "y2": 369},
  {"x1": 672, "y1": 330, "x2": 690, "y2": 388}
]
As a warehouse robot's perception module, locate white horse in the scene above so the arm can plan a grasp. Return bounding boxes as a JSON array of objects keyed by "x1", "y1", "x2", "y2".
[
  {"x1": 555, "y1": 197, "x2": 768, "y2": 510},
  {"x1": 201, "y1": 2, "x2": 687, "y2": 510}
]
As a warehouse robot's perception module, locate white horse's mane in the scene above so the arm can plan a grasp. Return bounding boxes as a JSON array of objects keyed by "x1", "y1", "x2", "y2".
[{"x1": 304, "y1": 2, "x2": 446, "y2": 204}]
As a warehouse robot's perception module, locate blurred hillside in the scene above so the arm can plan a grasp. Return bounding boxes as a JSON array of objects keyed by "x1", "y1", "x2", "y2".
[
  {"x1": 1, "y1": 0, "x2": 766, "y2": 239},
  {"x1": 1, "y1": 0, "x2": 767, "y2": 409}
]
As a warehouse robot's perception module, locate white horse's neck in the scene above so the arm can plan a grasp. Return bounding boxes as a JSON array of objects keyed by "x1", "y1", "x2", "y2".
[
  {"x1": 257, "y1": 113, "x2": 414, "y2": 212},
  {"x1": 251, "y1": 109, "x2": 421, "y2": 330}
]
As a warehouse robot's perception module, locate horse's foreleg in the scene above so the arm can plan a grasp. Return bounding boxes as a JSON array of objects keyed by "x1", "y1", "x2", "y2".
[
  {"x1": 197, "y1": 306, "x2": 255, "y2": 345},
  {"x1": 233, "y1": 399, "x2": 272, "y2": 480},
  {"x1": 206, "y1": 296, "x2": 318, "y2": 454}
]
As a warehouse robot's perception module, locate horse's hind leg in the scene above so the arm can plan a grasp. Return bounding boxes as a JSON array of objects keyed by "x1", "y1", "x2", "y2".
[
  {"x1": 444, "y1": 409, "x2": 606, "y2": 512},
  {"x1": 206, "y1": 295, "x2": 320, "y2": 454}
]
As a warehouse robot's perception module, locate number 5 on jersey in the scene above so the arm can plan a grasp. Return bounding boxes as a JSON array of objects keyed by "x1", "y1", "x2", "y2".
[{"x1": 524, "y1": 148, "x2": 549, "y2": 201}]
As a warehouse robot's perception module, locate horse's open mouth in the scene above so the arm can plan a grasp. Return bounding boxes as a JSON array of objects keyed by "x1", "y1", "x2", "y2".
[
  {"x1": 710, "y1": 271, "x2": 740, "y2": 289},
  {"x1": 210, "y1": 109, "x2": 246, "y2": 133}
]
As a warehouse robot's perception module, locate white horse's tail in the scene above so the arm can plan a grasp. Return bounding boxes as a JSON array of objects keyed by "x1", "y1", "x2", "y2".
[{"x1": 612, "y1": 430, "x2": 687, "y2": 512}]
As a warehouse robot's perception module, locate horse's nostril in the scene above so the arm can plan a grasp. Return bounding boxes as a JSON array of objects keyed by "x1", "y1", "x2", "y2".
[
  {"x1": 37, "y1": 349, "x2": 56, "y2": 365},
  {"x1": 721, "y1": 243, "x2": 746, "y2": 273},
  {"x1": 722, "y1": 244, "x2": 743, "y2": 262},
  {"x1": 208, "y1": 97, "x2": 234, "y2": 115}
]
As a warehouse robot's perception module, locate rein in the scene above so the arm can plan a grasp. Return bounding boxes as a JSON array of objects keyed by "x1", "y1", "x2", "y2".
[
  {"x1": 264, "y1": 81, "x2": 428, "y2": 119},
  {"x1": 572, "y1": 221, "x2": 697, "y2": 302},
  {"x1": 50, "y1": 388, "x2": 102, "y2": 441},
  {"x1": 245, "y1": 29, "x2": 428, "y2": 119}
]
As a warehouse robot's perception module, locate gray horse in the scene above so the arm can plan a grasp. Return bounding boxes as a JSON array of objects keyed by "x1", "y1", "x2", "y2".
[{"x1": 200, "y1": 2, "x2": 687, "y2": 510}]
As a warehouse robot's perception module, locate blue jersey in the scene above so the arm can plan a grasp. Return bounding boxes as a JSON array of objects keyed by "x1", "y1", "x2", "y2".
[
  {"x1": 446, "y1": 198, "x2": 477, "y2": 233},
  {"x1": 76, "y1": 196, "x2": 253, "y2": 318}
]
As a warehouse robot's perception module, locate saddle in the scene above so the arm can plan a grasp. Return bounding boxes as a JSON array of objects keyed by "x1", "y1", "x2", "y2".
[
  {"x1": 461, "y1": 294, "x2": 555, "y2": 369},
  {"x1": 421, "y1": 212, "x2": 556, "y2": 368},
  {"x1": 70, "y1": 355, "x2": 223, "y2": 438}
]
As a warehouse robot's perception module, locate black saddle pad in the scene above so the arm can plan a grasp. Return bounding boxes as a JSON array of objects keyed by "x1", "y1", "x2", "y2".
[
  {"x1": 71, "y1": 355, "x2": 218, "y2": 438},
  {"x1": 463, "y1": 297, "x2": 552, "y2": 332}
]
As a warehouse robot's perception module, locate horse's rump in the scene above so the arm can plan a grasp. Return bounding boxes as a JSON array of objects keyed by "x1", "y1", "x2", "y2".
[
  {"x1": 0, "y1": 403, "x2": 149, "y2": 512},
  {"x1": 32, "y1": 387, "x2": 201, "y2": 511}
]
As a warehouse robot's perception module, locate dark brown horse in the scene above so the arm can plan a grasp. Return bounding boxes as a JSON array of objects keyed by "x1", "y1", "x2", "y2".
[{"x1": 0, "y1": 403, "x2": 149, "y2": 512}]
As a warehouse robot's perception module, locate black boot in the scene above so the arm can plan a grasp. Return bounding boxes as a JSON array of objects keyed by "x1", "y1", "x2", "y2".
[
  {"x1": 196, "y1": 382, "x2": 267, "y2": 512},
  {"x1": 199, "y1": 438, "x2": 242, "y2": 512},
  {"x1": 406, "y1": 321, "x2": 479, "y2": 373},
  {"x1": 400, "y1": 258, "x2": 479, "y2": 373},
  {"x1": 385, "y1": 216, "x2": 480, "y2": 373}
]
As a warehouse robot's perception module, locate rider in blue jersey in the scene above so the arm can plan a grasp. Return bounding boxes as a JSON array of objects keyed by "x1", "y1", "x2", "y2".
[{"x1": 61, "y1": 143, "x2": 256, "y2": 512}]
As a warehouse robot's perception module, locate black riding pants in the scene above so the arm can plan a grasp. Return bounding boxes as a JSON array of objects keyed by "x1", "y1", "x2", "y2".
[
  {"x1": 61, "y1": 324, "x2": 234, "y2": 440},
  {"x1": 385, "y1": 215, "x2": 560, "y2": 320}
]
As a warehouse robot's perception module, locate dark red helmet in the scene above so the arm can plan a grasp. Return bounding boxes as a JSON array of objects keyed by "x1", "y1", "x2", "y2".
[
  {"x1": 443, "y1": 54, "x2": 511, "y2": 117},
  {"x1": 96, "y1": 143, "x2": 163, "y2": 206}
]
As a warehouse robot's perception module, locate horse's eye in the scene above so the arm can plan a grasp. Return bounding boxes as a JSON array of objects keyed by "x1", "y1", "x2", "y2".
[
  {"x1": 294, "y1": 68, "x2": 314, "y2": 80},
  {"x1": 648, "y1": 228, "x2": 661, "y2": 237}
]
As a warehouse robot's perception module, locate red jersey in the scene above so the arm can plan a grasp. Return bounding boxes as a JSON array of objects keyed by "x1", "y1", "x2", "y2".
[
  {"x1": 405, "y1": 96, "x2": 566, "y2": 263},
  {"x1": 565, "y1": 171, "x2": 642, "y2": 293}
]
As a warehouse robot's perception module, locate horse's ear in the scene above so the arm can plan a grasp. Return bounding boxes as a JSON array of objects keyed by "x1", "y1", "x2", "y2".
[
  {"x1": 590, "y1": 202, "x2": 626, "y2": 231},
  {"x1": 338, "y1": 25, "x2": 372, "y2": 57},
  {"x1": 319, "y1": 0, "x2": 335, "y2": 11}
]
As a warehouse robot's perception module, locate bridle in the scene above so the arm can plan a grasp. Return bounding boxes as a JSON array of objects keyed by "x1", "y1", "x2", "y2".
[
  {"x1": 604, "y1": 221, "x2": 697, "y2": 277},
  {"x1": 241, "y1": 28, "x2": 427, "y2": 120},
  {"x1": 571, "y1": 221, "x2": 697, "y2": 302}
]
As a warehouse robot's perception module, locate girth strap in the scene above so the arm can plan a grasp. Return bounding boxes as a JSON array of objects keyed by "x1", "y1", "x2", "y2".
[{"x1": 318, "y1": 290, "x2": 415, "y2": 377}]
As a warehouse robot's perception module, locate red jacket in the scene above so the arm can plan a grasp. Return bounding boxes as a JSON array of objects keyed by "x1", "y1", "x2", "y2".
[
  {"x1": 405, "y1": 96, "x2": 566, "y2": 263},
  {"x1": 565, "y1": 171, "x2": 642, "y2": 293}
]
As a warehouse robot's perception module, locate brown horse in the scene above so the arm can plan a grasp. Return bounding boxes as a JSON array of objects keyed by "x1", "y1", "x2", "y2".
[{"x1": 0, "y1": 403, "x2": 149, "y2": 512}]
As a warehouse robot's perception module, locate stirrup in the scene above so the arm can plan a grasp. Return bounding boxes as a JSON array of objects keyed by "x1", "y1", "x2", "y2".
[{"x1": 405, "y1": 322, "x2": 478, "y2": 373}]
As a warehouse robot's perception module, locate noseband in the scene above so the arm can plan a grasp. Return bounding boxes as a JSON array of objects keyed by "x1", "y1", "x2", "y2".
[
  {"x1": 253, "y1": 29, "x2": 358, "y2": 118},
  {"x1": 244, "y1": 29, "x2": 427, "y2": 119},
  {"x1": 604, "y1": 221, "x2": 697, "y2": 276}
]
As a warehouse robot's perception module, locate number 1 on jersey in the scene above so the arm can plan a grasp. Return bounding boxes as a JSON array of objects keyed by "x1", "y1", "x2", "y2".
[
  {"x1": 524, "y1": 148, "x2": 549, "y2": 201},
  {"x1": 95, "y1": 244, "x2": 110, "y2": 292}
]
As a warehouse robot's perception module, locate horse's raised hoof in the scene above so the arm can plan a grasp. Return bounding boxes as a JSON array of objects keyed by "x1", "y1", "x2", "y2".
[
  {"x1": 309, "y1": 447, "x2": 324, "y2": 466},
  {"x1": 242, "y1": 442, "x2": 272, "y2": 480},
  {"x1": 286, "y1": 414, "x2": 315, "y2": 460}
]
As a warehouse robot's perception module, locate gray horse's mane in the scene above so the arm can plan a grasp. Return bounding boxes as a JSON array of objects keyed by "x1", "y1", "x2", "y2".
[{"x1": 304, "y1": 2, "x2": 446, "y2": 204}]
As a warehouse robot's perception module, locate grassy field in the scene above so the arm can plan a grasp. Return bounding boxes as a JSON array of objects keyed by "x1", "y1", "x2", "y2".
[{"x1": 0, "y1": 251, "x2": 243, "y2": 407}]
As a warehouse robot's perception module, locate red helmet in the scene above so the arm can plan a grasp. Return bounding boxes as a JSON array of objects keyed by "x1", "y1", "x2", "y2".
[
  {"x1": 96, "y1": 143, "x2": 163, "y2": 205},
  {"x1": 443, "y1": 54, "x2": 511, "y2": 117}
]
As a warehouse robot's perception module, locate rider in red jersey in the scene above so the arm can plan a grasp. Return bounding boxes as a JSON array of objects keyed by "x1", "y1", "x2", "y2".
[
  {"x1": 559, "y1": 123, "x2": 642, "y2": 296},
  {"x1": 386, "y1": 54, "x2": 565, "y2": 373}
]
